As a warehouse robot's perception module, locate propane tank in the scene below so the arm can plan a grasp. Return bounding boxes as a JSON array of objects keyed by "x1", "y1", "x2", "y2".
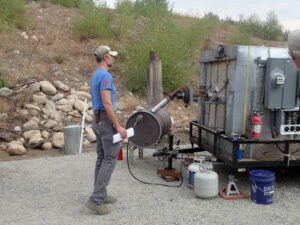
[
  {"x1": 187, "y1": 156, "x2": 205, "y2": 187},
  {"x1": 187, "y1": 162, "x2": 201, "y2": 187},
  {"x1": 194, "y1": 162, "x2": 219, "y2": 198},
  {"x1": 250, "y1": 112, "x2": 262, "y2": 138}
]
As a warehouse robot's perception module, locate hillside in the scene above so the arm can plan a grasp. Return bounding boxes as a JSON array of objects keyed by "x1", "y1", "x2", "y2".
[{"x1": 0, "y1": 2, "x2": 287, "y2": 160}]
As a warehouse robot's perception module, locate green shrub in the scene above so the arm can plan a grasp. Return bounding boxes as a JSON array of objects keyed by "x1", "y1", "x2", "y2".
[
  {"x1": 132, "y1": 0, "x2": 171, "y2": 18},
  {"x1": 51, "y1": 0, "x2": 83, "y2": 8},
  {"x1": 0, "y1": 0, "x2": 27, "y2": 31},
  {"x1": 237, "y1": 11, "x2": 286, "y2": 41},
  {"x1": 124, "y1": 16, "x2": 218, "y2": 94},
  {"x1": 263, "y1": 11, "x2": 285, "y2": 41},
  {"x1": 73, "y1": 2, "x2": 113, "y2": 40},
  {"x1": 54, "y1": 54, "x2": 64, "y2": 64},
  {"x1": 113, "y1": 0, "x2": 135, "y2": 40},
  {"x1": 0, "y1": 70, "x2": 10, "y2": 88}
]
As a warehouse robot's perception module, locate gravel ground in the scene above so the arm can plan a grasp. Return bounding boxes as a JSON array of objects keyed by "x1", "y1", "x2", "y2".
[{"x1": 1, "y1": 148, "x2": 300, "y2": 225}]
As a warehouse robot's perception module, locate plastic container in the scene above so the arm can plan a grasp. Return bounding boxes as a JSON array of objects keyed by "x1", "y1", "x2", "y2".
[
  {"x1": 63, "y1": 125, "x2": 81, "y2": 154},
  {"x1": 249, "y1": 170, "x2": 275, "y2": 205}
]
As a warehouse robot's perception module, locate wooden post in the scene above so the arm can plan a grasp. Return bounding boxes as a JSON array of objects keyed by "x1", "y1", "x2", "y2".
[{"x1": 147, "y1": 51, "x2": 163, "y2": 107}]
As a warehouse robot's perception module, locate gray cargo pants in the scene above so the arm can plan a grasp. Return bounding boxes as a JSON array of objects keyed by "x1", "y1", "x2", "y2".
[{"x1": 89, "y1": 113, "x2": 120, "y2": 204}]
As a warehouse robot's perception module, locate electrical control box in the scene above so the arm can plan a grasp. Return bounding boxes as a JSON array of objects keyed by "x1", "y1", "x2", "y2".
[
  {"x1": 264, "y1": 58, "x2": 298, "y2": 109},
  {"x1": 276, "y1": 107, "x2": 300, "y2": 135}
]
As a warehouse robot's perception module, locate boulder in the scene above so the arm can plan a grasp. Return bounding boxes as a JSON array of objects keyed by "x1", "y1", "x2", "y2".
[
  {"x1": 67, "y1": 99, "x2": 75, "y2": 107},
  {"x1": 25, "y1": 104, "x2": 41, "y2": 112},
  {"x1": 67, "y1": 94, "x2": 78, "y2": 101},
  {"x1": 52, "y1": 132, "x2": 64, "y2": 149},
  {"x1": 69, "y1": 110, "x2": 81, "y2": 118},
  {"x1": 23, "y1": 120, "x2": 39, "y2": 130},
  {"x1": 83, "y1": 138, "x2": 91, "y2": 147},
  {"x1": 19, "y1": 109, "x2": 29, "y2": 116},
  {"x1": 49, "y1": 111, "x2": 62, "y2": 122},
  {"x1": 28, "y1": 132, "x2": 44, "y2": 148},
  {"x1": 52, "y1": 123, "x2": 63, "y2": 132},
  {"x1": 87, "y1": 110, "x2": 94, "y2": 117},
  {"x1": 33, "y1": 94, "x2": 48, "y2": 105},
  {"x1": 18, "y1": 138, "x2": 25, "y2": 144},
  {"x1": 0, "y1": 87, "x2": 14, "y2": 97},
  {"x1": 31, "y1": 116, "x2": 40, "y2": 124},
  {"x1": 8, "y1": 141, "x2": 24, "y2": 146},
  {"x1": 85, "y1": 114, "x2": 93, "y2": 123},
  {"x1": 74, "y1": 100, "x2": 88, "y2": 113},
  {"x1": 41, "y1": 142, "x2": 52, "y2": 150},
  {"x1": 0, "y1": 144, "x2": 7, "y2": 151},
  {"x1": 41, "y1": 130, "x2": 50, "y2": 139},
  {"x1": 79, "y1": 85, "x2": 90, "y2": 92},
  {"x1": 56, "y1": 105, "x2": 73, "y2": 112},
  {"x1": 51, "y1": 93, "x2": 64, "y2": 101},
  {"x1": 55, "y1": 98, "x2": 70, "y2": 105},
  {"x1": 45, "y1": 101, "x2": 56, "y2": 111},
  {"x1": 73, "y1": 91, "x2": 91, "y2": 100},
  {"x1": 7, "y1": 144, "x2": 27, "y2": 156},
  {"x1": 40, "y1": 81, "x2": 57, "y2": 96},
  {"x1": 28, "y1": 82, "x2": 41, "y2": 93},
  {"x1": 41, "y1": 119, "x2": 58, "y2": 129},
  {"x1": 53, "y1": 80, "x2": 70, "y2": 92},
  {"x1": 14, "y1": 126, "x2": 22, "y2": 131},
  {"x1": 0, "y1": 113, "x2": 8, "y2": 120},
  {"x1": 88, "y1": 101, "x2": 92, "y2": 110},
  {"x1": 23, "y1": 130, "x2": 40, "y2": 140},
  {"x1": 29, "y1": 109, "x2": 40, "y2": 116},
  {"x1": 85, "y1": 127, "x2": 96, "y2": 143}
]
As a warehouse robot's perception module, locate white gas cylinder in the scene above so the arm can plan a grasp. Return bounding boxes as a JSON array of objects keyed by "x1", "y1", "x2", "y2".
[
  {"x1": 187, "y1": 163, "x2": 201, "y2": 187},
  {"x1": 194, "y1": 170, "x2": 219, "y2": 198}
]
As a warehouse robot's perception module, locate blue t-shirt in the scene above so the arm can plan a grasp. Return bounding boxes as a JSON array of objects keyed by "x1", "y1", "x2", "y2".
[{"x1": 90, "y1": 68, "x2": 116, "y2": 111}]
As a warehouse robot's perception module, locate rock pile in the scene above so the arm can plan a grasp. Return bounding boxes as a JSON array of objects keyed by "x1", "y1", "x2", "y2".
[{"x1": 0, "y1": 80, "x2": 101, "y2": 156}]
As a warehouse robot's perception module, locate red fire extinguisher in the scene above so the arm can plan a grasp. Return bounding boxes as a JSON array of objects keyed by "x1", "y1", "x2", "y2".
[{"x1": 251, "y1": 112, "x2": 262, "y2": 138}]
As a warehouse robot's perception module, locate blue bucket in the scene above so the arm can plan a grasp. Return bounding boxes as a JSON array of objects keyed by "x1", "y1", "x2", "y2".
[{"x1": 249, "y1": 170, "x2": 275, "y2": 205}]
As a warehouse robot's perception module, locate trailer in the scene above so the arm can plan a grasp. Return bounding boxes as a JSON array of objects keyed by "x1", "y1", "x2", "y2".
[{"x1": 189, "y1": 45, "x2": 300, "y2": 169}]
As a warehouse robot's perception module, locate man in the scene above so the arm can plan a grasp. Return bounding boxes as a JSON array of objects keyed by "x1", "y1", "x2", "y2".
[
  {"x1": 86, "y1": 45, "x2": 127, "y2": 215},
  {"x1": 288, "y1": 29, "x2": 300, "y2": 70}
]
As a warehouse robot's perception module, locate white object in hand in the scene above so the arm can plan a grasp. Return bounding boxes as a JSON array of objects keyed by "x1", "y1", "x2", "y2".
[{"x1": 113, "y1": 127, "x2": 134, "y2": 143}]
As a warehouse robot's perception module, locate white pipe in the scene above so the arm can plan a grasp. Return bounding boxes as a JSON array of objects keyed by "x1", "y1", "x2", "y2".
[{"x1": 79, "y1": 98, "x2": 87, "y2": 154}]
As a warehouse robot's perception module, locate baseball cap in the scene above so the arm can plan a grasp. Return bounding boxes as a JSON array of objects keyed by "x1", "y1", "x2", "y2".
[{"x1": 94, "y1": 45, "x2": 118, "y2": 58}]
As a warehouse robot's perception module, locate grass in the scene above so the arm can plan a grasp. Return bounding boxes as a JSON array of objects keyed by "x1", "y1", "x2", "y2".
[
  {"x1": 50, "y1": 0, "x2": 82, "y2": 8},
  {"x1": 0, "y1": 69, "x2": 10, "y2": 88},
  {"x1": 73, "y1": 2, "x2": 113, "y2": 40},
  {"x1": 0, "y1": 0, "x2": 28, "y2": 31}
]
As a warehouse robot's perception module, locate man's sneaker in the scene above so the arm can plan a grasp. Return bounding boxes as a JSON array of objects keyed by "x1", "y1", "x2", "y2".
[
  {"x1": 104, "y1": 195, "x2": 117, "y2": 204},
  {"x1": 85, "y1": 200, "x2": 111, "y2": 215}
]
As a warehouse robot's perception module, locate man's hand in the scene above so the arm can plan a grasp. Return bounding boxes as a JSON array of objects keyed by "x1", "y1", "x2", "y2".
[{"x1": 116, "y1": 126, "x2": 127, "y2": 140}]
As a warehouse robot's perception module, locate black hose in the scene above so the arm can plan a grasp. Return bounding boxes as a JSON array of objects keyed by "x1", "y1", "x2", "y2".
[{"x1": 126, "y1": 143, "x2": 184, "y2": 188}]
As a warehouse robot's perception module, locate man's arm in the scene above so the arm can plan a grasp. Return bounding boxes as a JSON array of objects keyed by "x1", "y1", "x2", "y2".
[{"x1": 101, "y1": 90, "x2": 127, "y2": 139}]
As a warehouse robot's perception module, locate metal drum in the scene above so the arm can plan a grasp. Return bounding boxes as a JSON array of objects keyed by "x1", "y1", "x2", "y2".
[{"x1": 126, "y1": 109, "x2": 171, "y2": 148}]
